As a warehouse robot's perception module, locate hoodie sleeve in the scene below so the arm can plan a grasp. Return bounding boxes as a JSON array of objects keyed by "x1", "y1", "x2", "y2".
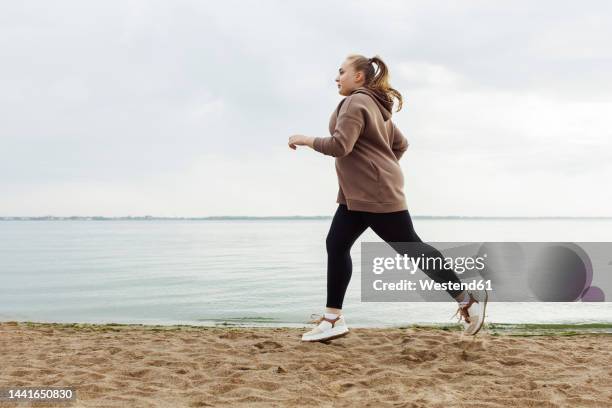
[
  {"x1": 391, "y1": 121, "x2": 409, "y2": 160},
  {"x1": 313, "y1": 96, "x2": 365, "y2": 158}
]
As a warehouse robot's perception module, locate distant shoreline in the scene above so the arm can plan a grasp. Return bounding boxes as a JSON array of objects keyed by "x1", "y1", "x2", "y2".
[{"x1": 2, "y1": 216, "x2": 612, "y2": 221}]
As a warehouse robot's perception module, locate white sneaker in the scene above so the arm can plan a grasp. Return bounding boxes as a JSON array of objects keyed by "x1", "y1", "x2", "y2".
[
  {"x1": 452, "y1": 290, "x2": 488, "y2": 335},
  {"x1": 301, "y1": 314, "x2": 349, "y2": 342}
]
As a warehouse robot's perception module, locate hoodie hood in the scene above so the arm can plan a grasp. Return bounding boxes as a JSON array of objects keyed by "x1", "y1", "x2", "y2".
[{"x1": 350, "y1": 86, "x2": 393, "y2": 121}]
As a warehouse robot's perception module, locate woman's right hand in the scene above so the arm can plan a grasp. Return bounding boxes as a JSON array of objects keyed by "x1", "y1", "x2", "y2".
[{"x1": 288, "y1": 134, "x2": 313, "y2": 150}]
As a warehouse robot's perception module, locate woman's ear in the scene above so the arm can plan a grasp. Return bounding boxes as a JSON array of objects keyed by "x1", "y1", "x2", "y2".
[{"x1": 354, "y1": 70, "x2": 364, "y2": 84}]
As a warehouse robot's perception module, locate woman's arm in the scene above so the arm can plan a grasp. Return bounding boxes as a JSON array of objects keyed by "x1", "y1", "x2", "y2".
[
  {"x1": 288, "y1": 134, "x2": 315, "y2": 150},
  {"x1": 288, "y1": 95, "x2": 365, "y2": 158}
]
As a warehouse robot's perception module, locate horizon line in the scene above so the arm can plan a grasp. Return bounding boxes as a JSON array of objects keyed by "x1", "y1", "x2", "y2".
[{"x1": 1, "y1": 215, "x2": 612, "y2": 220}]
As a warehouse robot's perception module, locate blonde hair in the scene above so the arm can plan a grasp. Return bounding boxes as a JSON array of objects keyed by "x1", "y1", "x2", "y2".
[{"x1": 347, "y1": 54, "x2": 403, "y2": 112}]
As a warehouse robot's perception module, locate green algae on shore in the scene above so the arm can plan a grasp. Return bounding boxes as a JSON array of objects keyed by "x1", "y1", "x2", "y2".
[{"x1": 2, "y1": 321, "x2": 611, "y2": 336}]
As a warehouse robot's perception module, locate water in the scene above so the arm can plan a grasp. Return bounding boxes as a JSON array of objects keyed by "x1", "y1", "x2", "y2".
[{"x1": 1, "y1": 219, "x2": 611, "y2": 328}]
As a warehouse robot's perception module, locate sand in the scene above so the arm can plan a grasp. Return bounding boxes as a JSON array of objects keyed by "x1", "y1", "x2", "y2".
[{"x1": 0, "y1": 322, "x2": 610, "y2": 408}]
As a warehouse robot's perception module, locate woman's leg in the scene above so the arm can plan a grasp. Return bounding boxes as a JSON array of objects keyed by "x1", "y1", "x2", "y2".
[
  {"x1": 325, "y1": 204, "x2": 369, "y2": 310},
  {"x1": 364, "y1": 209, "x2": 466, "y2": 301}
]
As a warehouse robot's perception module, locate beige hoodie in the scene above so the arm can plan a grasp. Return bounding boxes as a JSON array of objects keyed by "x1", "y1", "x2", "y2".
[{"x1": 313, "y1": 86, "x2": 409, "y2": 213}]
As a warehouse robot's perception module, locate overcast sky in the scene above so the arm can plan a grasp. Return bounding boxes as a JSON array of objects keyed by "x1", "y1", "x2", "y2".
[{"x1": 1, "y1": 1, "x2": 611, "y2": 217}]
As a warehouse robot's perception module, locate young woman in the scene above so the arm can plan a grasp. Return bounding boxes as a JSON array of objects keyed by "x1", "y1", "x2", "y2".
[{"x1": 288, "y1": 54, "x2": 487, "y2": 342}]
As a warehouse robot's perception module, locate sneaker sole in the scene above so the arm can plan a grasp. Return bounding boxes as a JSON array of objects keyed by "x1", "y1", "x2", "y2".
[
  {"x1": 469, "y1": 289, "x2": 488, "y2": 335},
  {"x1": 301, "y1": 328, "x2": 350, "y2": 342}
]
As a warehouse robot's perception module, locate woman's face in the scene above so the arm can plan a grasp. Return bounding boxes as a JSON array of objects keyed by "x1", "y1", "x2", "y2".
[{"x1": 336, "y1": 59, "x2": 365, "y2": 96}]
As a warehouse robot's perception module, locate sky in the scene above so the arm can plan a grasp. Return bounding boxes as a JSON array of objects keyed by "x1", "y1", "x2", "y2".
[{"x1": 1, "y1": 0, "x2": 611, "y2": 217}]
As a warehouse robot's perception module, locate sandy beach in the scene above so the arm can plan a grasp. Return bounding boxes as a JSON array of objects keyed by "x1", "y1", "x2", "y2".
[{"x1": 0, "y1": 321, "x2": 610, "y2": 408}]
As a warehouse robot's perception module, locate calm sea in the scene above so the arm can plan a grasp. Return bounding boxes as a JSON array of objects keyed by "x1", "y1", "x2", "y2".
[{"x1": 1, "y1": 219, "x2": 610, "y2": 328}]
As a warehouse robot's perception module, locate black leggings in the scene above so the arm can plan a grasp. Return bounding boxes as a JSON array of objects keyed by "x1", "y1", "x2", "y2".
[{"x1": 326, "y1": 204, "x2": 464, "y2": 309}]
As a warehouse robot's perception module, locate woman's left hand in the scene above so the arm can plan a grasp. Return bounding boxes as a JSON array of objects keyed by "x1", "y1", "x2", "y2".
[{"x1": 288, "y1": 134, "x2": 313, "y2": 150}]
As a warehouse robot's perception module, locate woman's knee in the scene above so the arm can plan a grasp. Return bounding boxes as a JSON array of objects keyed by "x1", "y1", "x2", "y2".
[
  {"x1": 326, "y1": 233, "x2": 351, "y2": 255},
  {"x1": 409, "y1": 233, "x2": 423, "y2": 243}
]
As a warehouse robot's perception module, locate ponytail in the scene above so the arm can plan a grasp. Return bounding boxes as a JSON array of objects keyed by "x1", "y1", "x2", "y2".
[{"x1": 347, "y1": 54, "x2": 403, "y2": 112}]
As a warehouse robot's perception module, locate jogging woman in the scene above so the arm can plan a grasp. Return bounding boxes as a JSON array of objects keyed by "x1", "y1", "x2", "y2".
[{"x1": 288, "y1": 54, "x2": 487, "y2": 342}]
